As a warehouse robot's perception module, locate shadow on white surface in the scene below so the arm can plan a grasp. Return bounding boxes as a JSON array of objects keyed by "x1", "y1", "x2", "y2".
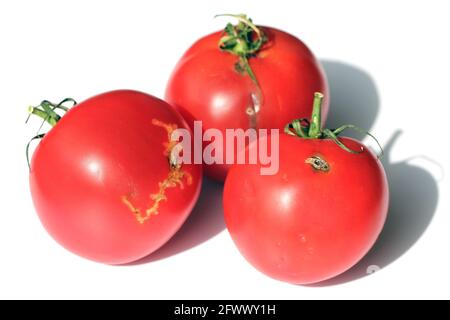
[
  {"x1": 128, "y1": 61, "x2": 439, "y2": 281},
  {"x1": 309, "y1": 61, "x2": 440, "y2": 287},
  {"x1": 322, "y1": 60, "x2": 380, "y2": 136},
  {"x1": 313, "y1": 131, "x2": 439, "y2": 286},
  {"x1": 127, "y1": 177, "x2": 226, "y2": 265}
]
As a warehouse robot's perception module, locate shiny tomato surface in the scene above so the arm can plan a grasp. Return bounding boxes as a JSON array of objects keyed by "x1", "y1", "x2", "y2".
[
  {"x1": 30, "y1": 90, "x2": 202, "y2": 264},
  {"x1": 166, "y1": 27, "x2": 329, "y2": 181},
  {"x1": 223, "y1": 134, "x2": 388, "y2": 284}
]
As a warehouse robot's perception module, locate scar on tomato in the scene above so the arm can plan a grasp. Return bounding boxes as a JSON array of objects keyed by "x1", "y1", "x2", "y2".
[
  {"x1": 246, "y1": 92, "x2": 261, "y2": 129},
  {"x1": 305, "y1": 155, "x2": 330, "y2": 173},
  {"x1": 121, "y1": 119, "x2": 192, "y2": 224}
]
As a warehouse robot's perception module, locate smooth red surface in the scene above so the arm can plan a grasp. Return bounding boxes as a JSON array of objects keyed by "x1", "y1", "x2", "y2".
[
  {"x1": 29, "y1": 90, "x2": 202, "y2": 264},
  {"x1": 223, "y1": 134, "x2": 389, "y2": 284},
  {"x1": 166, "y1": 27, "x2": 329, "y2": 181}
]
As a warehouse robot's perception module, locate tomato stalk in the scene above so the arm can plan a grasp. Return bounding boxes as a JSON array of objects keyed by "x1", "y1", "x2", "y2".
[
  {"x1": 285, "y1": 92, "x2": 383, "y2": 157},
  {"x1": 26, "y1": 98, "x2": 75, "y2": 127},
  {"x1": 216, "y1": 14, "x2": 267, "y2": 129},
  {"x1": 216, "y1": 14, "x2": 267, "y2": 86},
  {"x1": 26, "y1": 98, "x2": 77, "y2": 169},
  {"x1": 28, "y1": 105, "x2": 60, "y2": 127},
  {"x1": 308, "y1": 93, "x2": 324, "y2": 139}
]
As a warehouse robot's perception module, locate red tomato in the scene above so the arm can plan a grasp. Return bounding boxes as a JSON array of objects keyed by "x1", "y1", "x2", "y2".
[
  {"x1": 223, "y1": 94, "x2": 388, "y2": 284},
  {"x1": 166, "y1": 15, "x2": 329, "y2": 181},
  {"x1": 29, "y1": 90, "x2": 202, "y2": 264}
]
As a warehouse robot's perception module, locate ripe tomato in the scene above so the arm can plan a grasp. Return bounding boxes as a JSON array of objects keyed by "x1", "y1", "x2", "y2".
[
  {"x1": 223, "y1": 93, "x2": 388, "y2": 284},
  {"x1": 166, "y1": 15, "x2": 329, "y2": 181},
  {"x1": 29, "y1": 90, "x2": 202, "y2": 264}
]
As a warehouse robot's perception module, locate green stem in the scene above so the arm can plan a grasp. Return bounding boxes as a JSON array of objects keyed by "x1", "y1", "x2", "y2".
[
  {"x1": 284, "y1": 92, "x2": 383, "y2": 158},
  {"x1": 216, "y1": 14, "x2": 267, "y2": 86},
  {"x1": 242, "y1": 56, "x2": 259, "y2": 86},
  {"x1": 26, "y1": 98, "x2": 77, "y2": 170},
  {"x1": 308, "y1": 92, "x2": 324, "y2": 138},
  {"x1": 28, "y1": 106, "x2": 59, "y2": 126},
  {"x1": 26, "y1": 133, "x2": 45, "y2": 170},
  {"x1": 26, "y1": 98, "x2": 76, "y2": 127},
  {"x1": 215, "y1": 14, "x2": 262, "y2": 39}
]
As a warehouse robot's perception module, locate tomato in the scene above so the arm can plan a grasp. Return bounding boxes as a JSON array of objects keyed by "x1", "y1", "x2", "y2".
[
  {"x1": 28, "y1": 90, "x2": 202, "y2": 264},
  {"x1": 223, "y1": 93, "x2": 388, "y2": 284},
  {"x1": 166, "y1": 14, "x2": 329, "y2": 181}
]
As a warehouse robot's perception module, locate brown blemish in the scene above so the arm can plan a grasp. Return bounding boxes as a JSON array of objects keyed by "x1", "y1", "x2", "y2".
[
  {"x1": 305, "y1": 155, "x2": 330, "y2": 173},
  {"x1": 121, "y1": 119, "x2": 192, "y2": 224}
]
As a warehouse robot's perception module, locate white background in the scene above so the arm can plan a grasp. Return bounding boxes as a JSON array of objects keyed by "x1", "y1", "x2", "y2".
[{"x1": 0, "y1": 0, "x2": 449, "y2": 299}]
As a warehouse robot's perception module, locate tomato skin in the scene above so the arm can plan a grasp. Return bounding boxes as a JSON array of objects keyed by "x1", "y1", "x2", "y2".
[
  {"x1": 29, "y1": 90, "x2": 202, "y2": 264},
  {"x1": 223, "y1": 134, "x2": 388, "y2": 284},
  {"x1": 166, "y1": 27, "x2": 329, "y2": 181}
]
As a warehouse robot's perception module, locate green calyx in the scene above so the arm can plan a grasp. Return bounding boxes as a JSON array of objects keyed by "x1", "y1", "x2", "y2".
[
  {"x1": 26, "y1": 98, "x2": 77, "y2": 169},
  {"x1": 284, "y1": 92, "x2": 384, "y2": 158},
  {"x1": 26, "y1": 98, "x2": 76, "y2": 127},
  {"x1": 216, "y1": 14, "x2": 267, "y2": 85}
]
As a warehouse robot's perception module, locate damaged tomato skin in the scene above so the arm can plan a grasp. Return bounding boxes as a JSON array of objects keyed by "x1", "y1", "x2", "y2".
[
  {"x1": 223, "y1": 134, "x2": 388, "y2": 284},
  {"x1": 166, "y1": 27, "x2": 329, "y2": 181},
  {"x1": 29, "y1": 90, "x2": 202, "y2": 264}
]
